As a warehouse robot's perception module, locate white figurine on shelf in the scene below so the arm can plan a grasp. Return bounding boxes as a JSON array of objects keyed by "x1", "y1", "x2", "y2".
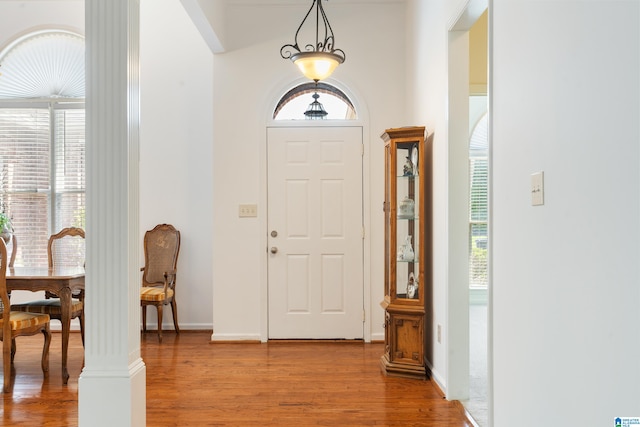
[
  {"x1": 397, "y1": 235, "x2": 415, "y2": 261},
  {"x1": 407, "y1": 272, "x2": 419, "y2": 299},
  {"x1": 403, "y1": 156, "x2": 413, "y2": 176}
]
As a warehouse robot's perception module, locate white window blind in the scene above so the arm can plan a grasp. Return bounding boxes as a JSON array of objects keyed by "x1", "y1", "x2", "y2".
[
  {"x1": 0, "y1": 108, "x2": 51, "y2": 267},
  {"x1": 469, "y1": 113, "x2": 488, "y2": 288},
  {"x1": 0, "y1": 105, "x2": 85, "y2": 267},
  {"x1": 0, "y1": 30, "x2": 84, "y2": 99},
  {"x1": 53, "y1": 108, "x2": 85, "y2": 233},
  {"x1": 469, "y1": 157, "x2": 488, "y2": 287}
]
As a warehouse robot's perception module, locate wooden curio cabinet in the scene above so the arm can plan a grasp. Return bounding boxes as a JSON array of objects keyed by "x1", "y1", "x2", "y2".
[{"x1": 380, "y1": 126, "x2": 431, "y2": 379}]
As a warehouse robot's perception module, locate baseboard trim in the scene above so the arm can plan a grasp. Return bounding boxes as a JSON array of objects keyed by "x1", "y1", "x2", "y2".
[
  {"x1": 454, "y1": 400, "x2": 481, "y2": 427},
  {"x1": 370, "y1": 332, "x2": 384, "y2": 342},
  {"x1": 50, "y1": 322, "x2": 214, "y2": 332},
  {"x1": 427, "y1": 363, "x2": 479, "y2": 426},
  {"x1": 426, "y1": 361, "x2": 447, "y2": 397},
  {"x1": 210, "y1": 332, "x2": 262, "y2": 342}
]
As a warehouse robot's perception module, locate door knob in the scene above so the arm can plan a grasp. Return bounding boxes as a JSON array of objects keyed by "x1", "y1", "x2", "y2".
[{"x1": 270, "y1": 247, "x2": 278, "y2": 254}]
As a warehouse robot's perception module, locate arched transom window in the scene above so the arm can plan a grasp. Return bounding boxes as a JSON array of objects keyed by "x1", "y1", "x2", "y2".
[{"x1": 274, "y1": 82, "x2": 356, "y2": 120}]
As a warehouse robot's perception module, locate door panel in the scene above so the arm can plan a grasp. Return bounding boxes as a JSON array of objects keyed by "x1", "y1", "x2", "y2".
[{"x1": 267, "y1": 126, "x2": 363, "y2": 339}]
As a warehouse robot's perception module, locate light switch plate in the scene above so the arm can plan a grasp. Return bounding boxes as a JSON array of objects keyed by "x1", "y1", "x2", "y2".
[
  {"x1": 531, "y1": 172, "x2": 544, "y2": 206},
  {"x1": 239, "y1": 204, "x2": 258, "y2": 217}
]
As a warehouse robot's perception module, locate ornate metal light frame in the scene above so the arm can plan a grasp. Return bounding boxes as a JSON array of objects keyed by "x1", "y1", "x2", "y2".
[
  {"x1": 304, "y1": 91, "x2": 328, "y2": 120},
  {"x1": 280, "y1": 0, "x2": 346, "y2": 82}
]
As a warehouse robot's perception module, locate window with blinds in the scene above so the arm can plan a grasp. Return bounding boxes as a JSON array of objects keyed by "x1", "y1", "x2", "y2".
[
  {"x1": 469, "y1": 113, "x2": 488, "y2": 288},
  {"x1": 0, "y1": 105, "x2": 85, "y2": 267},
  {"x1": 0, "y1": 30, "x2": 85, "y2": 267},
  {"x1": 0, "y1": 108, "x2": 51, "y2": 266},
  {"x1": 53, "y1": 108, "x2": 86, "y2": 234}
]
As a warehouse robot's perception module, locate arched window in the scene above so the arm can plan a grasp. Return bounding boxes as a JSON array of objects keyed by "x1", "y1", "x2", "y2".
[
  {"x1": 274, "y1": 82, "x2": 356, "y2": 120},
  {"x1": 0, "y1": 30, "x2": 85, "y2": 267},
  {"x1": 0, "y1": 30, "x2": 84, "y2": 98}
]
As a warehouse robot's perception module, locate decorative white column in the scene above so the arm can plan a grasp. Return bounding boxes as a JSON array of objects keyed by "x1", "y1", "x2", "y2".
[{"x1": 79, "y1": 1, "x2": 145, "y2": 426}]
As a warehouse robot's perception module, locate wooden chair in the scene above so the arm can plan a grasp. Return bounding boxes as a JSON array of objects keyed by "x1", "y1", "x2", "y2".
[
  {"x1": 140, "y1": 224, "x2": 180, "y2": 342},
  {"x1": 5, "y1": 234, "x2": 17, "y2": 300},
  {"x1": 11, "y1": 227, "x2": 85, "y2": 344},
  {"x1": 0, "y1": 238, "x2": 52, "y2": 392},
  {"x1": 7, "y1": 234, "x2": 17, "y2": 268}
]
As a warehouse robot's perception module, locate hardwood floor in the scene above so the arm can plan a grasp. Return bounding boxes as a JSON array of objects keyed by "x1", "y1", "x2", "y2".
[{"x1": 2, "y1": 331, "x2": 473, "y2": 426}]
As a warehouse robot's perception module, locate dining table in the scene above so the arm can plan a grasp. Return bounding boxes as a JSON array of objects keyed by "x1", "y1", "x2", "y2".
[{"x1": 6, "y1": 266, "x2": 85, "y2": 385}]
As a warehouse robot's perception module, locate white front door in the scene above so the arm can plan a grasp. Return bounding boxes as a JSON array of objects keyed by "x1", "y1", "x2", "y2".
[{"x1": 267, "y1": 126, "x2": 363, "y2": 339}]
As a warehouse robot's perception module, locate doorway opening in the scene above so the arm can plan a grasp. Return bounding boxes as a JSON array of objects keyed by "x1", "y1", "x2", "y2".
[
  {"x1": 447, "y1": 3, "x2": 490, "y2": 427},
  {"x1": 265, "y1": 81, "x2": 368, "y2": 341}
]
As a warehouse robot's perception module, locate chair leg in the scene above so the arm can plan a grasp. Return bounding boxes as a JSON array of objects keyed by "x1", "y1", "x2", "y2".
[
  {"x1": 79, "y1": 313, "x2": 85, "y2": 346},
  {"x1": 142, "y1": 305, "x2": 147, "y2": 333},
  {"x1": 3, "y1": 339, "x2": 11, "y2": 393},
  {"x1": 171, "y1": 299, "x2": 180, "y2": 334},
  {"x1": 156, "y1": 304, "x2": 163, "y2": 343},
  {"x1": 41, "y1": 325, "x2": 51, "y2": 374}
]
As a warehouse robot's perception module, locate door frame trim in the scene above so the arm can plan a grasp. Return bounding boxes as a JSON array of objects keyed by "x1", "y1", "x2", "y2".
[{"x1": 261, "y1": 122, "x2": 371, "y2": 343}]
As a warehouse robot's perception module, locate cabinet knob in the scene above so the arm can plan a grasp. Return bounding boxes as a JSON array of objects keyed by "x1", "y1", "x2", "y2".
[{"x1": 270, "y1": 246, "x2": 278, "y2": 254}]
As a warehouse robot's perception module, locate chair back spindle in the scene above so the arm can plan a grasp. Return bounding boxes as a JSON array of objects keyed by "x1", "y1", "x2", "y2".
[
  {"x1": 143, "y1": 229, "x2": 180, "y2": 286},
  {"x1": 7, "y1": 234, "x2": 17, "y2": 268},
  {"x1": 48, "y1": 227, "x2": 85, "y2": 268}
]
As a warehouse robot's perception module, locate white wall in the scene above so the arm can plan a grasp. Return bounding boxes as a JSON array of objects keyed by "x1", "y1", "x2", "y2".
[
  {"x1": 405, "y1": 0, "x2": 452, "y2": 395},
  {"x1": 210, "y1": 1, "x2": 406, "y2": 340},
  {"x1": 0, "y1": 1, "x2": 84, "y2": 43},
  {"x1": 491, "y1": 1, "x2": 640, "y2": 424},
  {"x1": 140, "y1": 0, "x2": 214, "y2": 330},
  {"x1": 0, "y1": 0, "x2": 214, "y2": 332},
  {"x1": 406, "y1": 0, "x2": 640, "y2": 423}
]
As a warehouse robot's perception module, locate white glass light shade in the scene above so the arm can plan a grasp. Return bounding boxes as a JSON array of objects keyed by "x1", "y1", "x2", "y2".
[{"x1": 292, "y1": 52, "x2": 343, "y2": 81}]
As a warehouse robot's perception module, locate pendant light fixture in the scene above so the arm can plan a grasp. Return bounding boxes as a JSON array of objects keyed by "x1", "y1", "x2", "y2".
[
  {"x1": 280, "y1": 0, "x2": 346, "y2": 82},
  {"x1": 304, "y1": 91, "x2": 328, "y2": 120}
]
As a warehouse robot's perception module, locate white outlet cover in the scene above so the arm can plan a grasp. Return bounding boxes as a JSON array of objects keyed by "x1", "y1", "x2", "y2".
[
  {"x1": 238, "y1": 204, "x2": 258, "y2": 217},
  {"x1": 531, "y1": 172, "x2": 544, "y2": 206}
]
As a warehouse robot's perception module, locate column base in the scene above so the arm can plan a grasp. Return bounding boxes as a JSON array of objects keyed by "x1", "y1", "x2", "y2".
[{"x1": 79, "y1": 358, "x2": 146, "y2": 427}]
